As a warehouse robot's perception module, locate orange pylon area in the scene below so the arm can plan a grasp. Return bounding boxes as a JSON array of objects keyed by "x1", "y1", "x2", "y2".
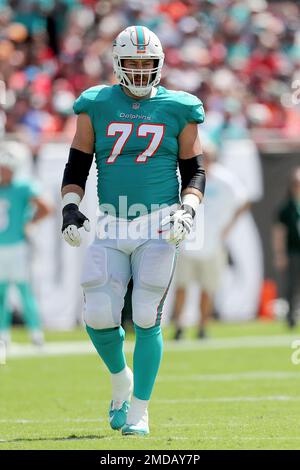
[{"x1": 257, "y1": 279, "x2": 277, "y2": 320}]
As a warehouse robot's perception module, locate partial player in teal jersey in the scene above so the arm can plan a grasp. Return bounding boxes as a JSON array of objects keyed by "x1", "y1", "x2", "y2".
[
  {"x1": 61, "y1": 26, "x2": 206, "y2": 436},
  {"x1": 0, "y1": 149, "x2": 52, "y2": 346}
]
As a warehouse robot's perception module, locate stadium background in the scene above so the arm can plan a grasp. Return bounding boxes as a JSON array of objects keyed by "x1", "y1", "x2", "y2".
[
  {"x1": 0, "y1": 0, "x2": 300, "y2": 327},
  {"x1": 1, "y1": 0, "x2": 300, "y2": 452}
]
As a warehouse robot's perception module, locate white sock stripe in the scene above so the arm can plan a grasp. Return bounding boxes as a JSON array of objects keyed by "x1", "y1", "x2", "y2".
[{"x1": 3, "y1": 334, "x2": 300, "y2": 360}]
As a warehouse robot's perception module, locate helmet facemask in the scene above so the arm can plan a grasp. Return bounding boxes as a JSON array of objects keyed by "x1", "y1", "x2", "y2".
[{"x1": 113, "y1": 56, "x2": 163, "y2": 97}]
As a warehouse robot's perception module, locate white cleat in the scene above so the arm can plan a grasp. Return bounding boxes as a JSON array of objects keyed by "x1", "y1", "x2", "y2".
[{"x1": 122, "y1": 409, "x2": 149, "y2": 436}]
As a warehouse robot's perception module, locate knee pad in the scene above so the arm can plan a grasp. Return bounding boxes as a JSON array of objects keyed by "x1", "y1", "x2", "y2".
[
  {"x1": 82, "y1": 281, "x2": 128, "y2": 330},
  {"x1": 132, "y1": 285, "x2": 167, "y2": 329},
  {"x1": 81, "y1": 246, "x2": 127, "y2": 329},
  {"x1": 132, "y1": 310, "x2": 155, "y2": 329},
  {"x1": 83, "y1": 286, "x2": 115, "y2": 329}
]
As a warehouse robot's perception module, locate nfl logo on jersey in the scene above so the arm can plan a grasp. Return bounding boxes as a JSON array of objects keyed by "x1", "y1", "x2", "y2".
[{"x1": 132, "y1": 102, "x2": 140, "y2": 110}]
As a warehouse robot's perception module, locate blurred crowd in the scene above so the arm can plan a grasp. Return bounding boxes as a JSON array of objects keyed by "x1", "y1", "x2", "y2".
[{"x1": 1, "y1": 0, "x2": 300, "y2": 153}]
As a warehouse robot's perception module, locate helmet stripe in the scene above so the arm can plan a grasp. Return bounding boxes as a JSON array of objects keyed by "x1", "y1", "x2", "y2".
[{"x1": 135, "y1": 25, "x2": 146, "y2": 53}]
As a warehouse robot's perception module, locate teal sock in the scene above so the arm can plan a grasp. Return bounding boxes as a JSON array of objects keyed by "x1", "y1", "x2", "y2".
[
  {"x1": 133, "y1": 324, "x2": 163, "y2": 400},
  {"x1": 16, "y1": 283, "x2": 41, "y2": 330},
  {"x1": 0, "y1": 282, "x2": 11, "y2": 331},
  {"x1": 86, "y1": 325, "x2": 126, "y2": 374}
]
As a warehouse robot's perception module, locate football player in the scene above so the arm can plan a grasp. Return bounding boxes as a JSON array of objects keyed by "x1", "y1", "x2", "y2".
[
  {"x1": 0, "y1": 149, "x2": 52, "y2": 346},
  {"x1": 61, "y1": 26, "x2": 206, "y2": 435}
]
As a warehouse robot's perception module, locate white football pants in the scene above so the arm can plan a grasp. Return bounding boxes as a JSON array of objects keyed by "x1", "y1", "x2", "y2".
[{"x1": 81, "y1": 205, "x2": 178, "y2": 329}]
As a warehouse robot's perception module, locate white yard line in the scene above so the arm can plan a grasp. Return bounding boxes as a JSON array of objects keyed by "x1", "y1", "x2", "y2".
[
  {"x1": 3, "y1": 334, "x2": 300, "y2": 360},
  {"x1": 164, "y1": 335, "x2": 300, "y2": 351},
  {"x1": 157, "y1": 395, "x2": 300, "y2": 403},
  {"x1": 158, "y1": 371, "x2": 300, "y2": 382}
]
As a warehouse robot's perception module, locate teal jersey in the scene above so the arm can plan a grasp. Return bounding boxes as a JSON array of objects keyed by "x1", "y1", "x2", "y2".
[
  {"x1": 0, "y1": 179, "x2": 40, "y2": 245},
  {"x1": 73, "y1": 84, "x2": 205, "y2": 218}
]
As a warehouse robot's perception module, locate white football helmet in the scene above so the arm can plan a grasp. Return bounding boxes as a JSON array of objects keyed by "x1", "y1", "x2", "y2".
[
  {"x1": 112, "y1": 25, "x2": 164, "y2": 97},
  {"x1": 0, "y1": 148, "x2": 17, "y2": 172}
]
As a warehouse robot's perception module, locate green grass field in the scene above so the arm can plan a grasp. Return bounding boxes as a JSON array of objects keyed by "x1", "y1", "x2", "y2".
[{"x1": 1, "y1": 321, "x2": 300, "y2": 450}]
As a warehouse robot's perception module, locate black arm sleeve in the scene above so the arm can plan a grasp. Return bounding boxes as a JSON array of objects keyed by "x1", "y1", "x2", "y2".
[
  {"x1": 61, "y1": 147, "x2": 94, "y2": 192},
  {"x1": 178, "y1": 154, "x2": 206, "y2": 195}
]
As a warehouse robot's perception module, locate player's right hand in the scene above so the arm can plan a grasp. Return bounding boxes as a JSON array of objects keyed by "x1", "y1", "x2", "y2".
[{"x1": 62, "y1": 203, "x2": 90, "y2": 247}]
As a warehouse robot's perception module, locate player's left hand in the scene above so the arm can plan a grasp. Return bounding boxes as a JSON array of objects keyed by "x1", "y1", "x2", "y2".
[{"x1": 158, "y1": 206, "x2": 194, "y2": 245}]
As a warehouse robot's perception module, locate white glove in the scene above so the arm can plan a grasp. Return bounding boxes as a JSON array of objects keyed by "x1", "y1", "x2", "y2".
[
  {"x1": 159, "y1": 207, "x2": 194, "y2": 245},
  {"x1": 63, "y1": 220, "x2": 90, "y2": 247},
  {"x1": 62, "y1": 203, "x2": 90, "y2": 247}
]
